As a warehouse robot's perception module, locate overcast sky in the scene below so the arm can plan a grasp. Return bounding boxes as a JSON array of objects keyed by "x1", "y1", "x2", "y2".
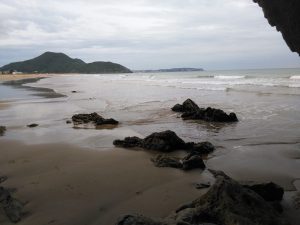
[{"x1": 0, "y1": 0, "x2": 299, "y2": 70}]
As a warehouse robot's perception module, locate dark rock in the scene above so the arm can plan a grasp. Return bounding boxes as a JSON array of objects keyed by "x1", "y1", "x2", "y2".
[
  {"x1": 116, "y1": 214, "x2": 162, "y2": 225},
  {"x1": 0, "y1": 186, "x2": 24, "y2": 223},
  {"x1": 182, "y1": 155, "x2": 205, "y2": 170},
  {"x1": 66, "y1": 120, "x2": 72, "y2": 124},
  {"x1": 173, "y1": 99, "x2": 238, "y2": 122},
  {"x1": 172, "y1": 99, "x2": 200, "y2": 113},
  {"x1": 113, "y1": 137, "x2": 142, "y2": 148},
  {"x1": 114, "y1": 130, "x2": 215, "y2": 156},
  {"x1": 71, "y1": 91, "x2": 77, "y2": 93},
  {"x1": 0, "y1": 126, "x2": 6, "y2": 136},
  {"x1": 117, "y1": 171, "x2": 289, "y2": 225},
  {"x1": 190, "y1": 142, "x2": 215, "y2": 155},
  {"x1": 254, "y1": 0, "x2": 300, "y2": 55},
  {"x1": 27, "y1": 123, "x2": 39, "y2": 128},
  {"x1": 151, "y1": 155, "x2": 182, "y2": 169},
  {"x1": 141, "y1": 130, "x2": 187, "y2": 152},
  {"x1": 194, "y1": 182, "x2": 211, "y2": 189},
  {"x1": 243, "y1": 182, "x2": 284, "y2": 202},
  {"x1": 72, "y1": 112, "x2": 119, "y2": 126}
]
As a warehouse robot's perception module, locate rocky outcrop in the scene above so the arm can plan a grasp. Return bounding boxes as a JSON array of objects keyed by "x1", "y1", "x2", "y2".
[
  {"x1": 172, "y1": 99, "x2": 238, "y2": 122},
  {"x1": 113, "y1": 130, "x2": 215, "y2": 154},
  {"x1": 116, "y1": 171, "x2": 289, "y2": 225},
  {"x1": 0, "y1": 186, "x2": 24, "y2": 223},
  {"x1": 72, "y1": 112, "x2": 119, "y2": 126},
  {"x1": 0, "y1": 126, "x2": 6, "y2": 136},
  {"x1": 254, "y1": 0, "x2": 300, "y2": 55}
]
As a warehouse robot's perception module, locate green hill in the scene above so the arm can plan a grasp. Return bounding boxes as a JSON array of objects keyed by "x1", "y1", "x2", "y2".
[{"x1": 0, "y1": 52, "x2": 132, "y2": 74}]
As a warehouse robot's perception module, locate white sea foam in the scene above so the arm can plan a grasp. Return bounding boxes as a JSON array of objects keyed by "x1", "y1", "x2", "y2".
[
  {"x1": 214, "y1": 75, "x2": 246, "y2": 79},
  {"x1": 290, "y1": 75, "x2": 300, "y2": 80}
]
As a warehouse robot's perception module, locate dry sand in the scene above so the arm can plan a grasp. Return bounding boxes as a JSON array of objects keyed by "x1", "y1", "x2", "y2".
[
  {"x1": 0, "y1": 140, "x2": 210, "y2": 225},
  {"x1": 0, "y1": 74, "x2": 51, "y2": 82}
]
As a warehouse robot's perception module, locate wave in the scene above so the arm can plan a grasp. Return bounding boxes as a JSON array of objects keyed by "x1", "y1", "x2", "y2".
[
  {"x1": 290, "y1": 75, "x2": 300, "y2": 80},
  {"x1": 214, "y1": 75, "x2": 246, "y2": 79}
]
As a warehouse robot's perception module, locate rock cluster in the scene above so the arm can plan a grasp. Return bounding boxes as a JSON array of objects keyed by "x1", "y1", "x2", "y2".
[
  {"x1": 72, "y1": 112, "x2": 119, "y2": 126},
  {"x1": 113, "y1": 130, "x2": 214, "y2": 153},
  {"x1": 116, "y1": 171, "x2": 288, "y2": 225},
  {"x1": 0, "y1": 126, "x2": 6, "y2": 136},
  {"x1": 172, "y1": 99, "x2": 238, "y2": 122},
  {"x1": 114, "y1": 130, "x2": 214, "y2": 171}
]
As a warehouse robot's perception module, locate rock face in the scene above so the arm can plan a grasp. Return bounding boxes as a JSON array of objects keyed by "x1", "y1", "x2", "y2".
[
  {"x1": 113, "y1": 130, "x2": 215, "y2": 154},
  {"x1": 116, "y1": 171, "x2": 289, "y2": 225},
  {"x1": 72, "y1": 112, "x2": 119, "y2": 126},
  {"x1": 0, "y1": 186, "x2": 24, "y2": 223},
  {"x1": 172, "y1": 99, "x2": 238, "y2": 122},
  {"x1": 0, "y1": 126, "x2": 6, "y2": 136},
  {"x1": 254, "y1": 0, "x2": 300, "y2": 55}
]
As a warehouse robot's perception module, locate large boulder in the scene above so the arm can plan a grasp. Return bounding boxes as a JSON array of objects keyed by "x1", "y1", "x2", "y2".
[
  {"x1": 72, "y1": 112, "x2": 119, "y2": 126},
  {"x1": 116, "y1": 171, "x2": 289, "y2": 225},
  {"x1": 172, "y1": 99, "x2": 238, "y2": 122}
]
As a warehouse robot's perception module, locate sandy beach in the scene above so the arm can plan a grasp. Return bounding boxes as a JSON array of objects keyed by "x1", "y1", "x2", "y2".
[{"x1": 0, "y1": 140, "x2": 208, "y2": 225}]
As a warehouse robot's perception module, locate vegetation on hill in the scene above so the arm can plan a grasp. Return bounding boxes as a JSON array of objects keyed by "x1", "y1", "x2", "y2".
[{"x1": 0, "y1": 52, "x2": 132, "y2": 74}]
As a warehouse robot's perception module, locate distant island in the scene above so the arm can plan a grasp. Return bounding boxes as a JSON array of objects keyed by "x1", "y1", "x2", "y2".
[
  {"x1": 133, "y1": 68, "x2": 204, "y2": 73},
  {"x1": 0, "y1": 52, "x2": 132, "y2": 74}
]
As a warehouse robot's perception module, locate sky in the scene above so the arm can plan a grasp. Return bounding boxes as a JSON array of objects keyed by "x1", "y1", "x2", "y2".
[{"x1": 0, "y1": 0, "x2": 299, "y2": 70}]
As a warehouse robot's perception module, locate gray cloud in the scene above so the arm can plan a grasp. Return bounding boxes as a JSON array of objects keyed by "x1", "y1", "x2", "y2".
[{"x1": 0, "y1": 0, "x2": 299, "y2": 70}]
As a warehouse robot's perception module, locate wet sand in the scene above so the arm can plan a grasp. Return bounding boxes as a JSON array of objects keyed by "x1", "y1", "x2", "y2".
[{"x1": 0, "y1": 140, "x2": 210, "y2": 225}]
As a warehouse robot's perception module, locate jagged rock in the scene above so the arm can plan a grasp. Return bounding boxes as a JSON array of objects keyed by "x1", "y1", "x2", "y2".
[
  {"x1": 182, "y1": 155, "x2": 206, "y2": 170},
  {"x1": 254, "y1": 0, "x2": 300, "y2": 55},
  {"x1": 116, "y1": 171, "x2": 289, "y2": 225},
  {"x1": 141, "y1": 130, "x2": 187, "y2": 152},
  {"x1": 114, "y1": 130, "x2": 214, "y2": 154},
  {"x1": 72, "y1": 112, "x2": 119, "y2": 126},
  {"x1": 0, "y1": 126, "x2": 6, "y2": 136},
  {"x1": 27, "y1": 123, "x2": 39, "y2": 128},
  {"x1": 243, "y1": 182, "x2": 284, "y2": 202},
  {"x1": 0, "y1": 186, "x2": 24, "y2": 223},
  {"x1": 190, "y1": 142, "x2": 215, "y2": 155},
  {"x1": 172, "y1": 99, "x2": 200, "y2": 113},
  {"x1": 151, "y1": 153, "x2": 206, "y2": 171},
  {"x1": 172, "y1": 99, "x2": 238, "y2": 122},
  {"x1": 151, "y1": 155, "x2": 182, "y2": 169},
  {"x1": 113, "y1": 137, "x2": 142, "y2": 148}
]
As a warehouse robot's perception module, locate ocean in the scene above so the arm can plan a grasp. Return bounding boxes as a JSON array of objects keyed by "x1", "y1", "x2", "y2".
[{"x1": 0, "y1": 68, "x2": 300, "y2": 189}]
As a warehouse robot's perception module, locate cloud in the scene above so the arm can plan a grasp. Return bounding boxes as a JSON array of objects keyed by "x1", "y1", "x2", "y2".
[{"x1": 0, "y1": 0, "x2": 299, "y2": 69}]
